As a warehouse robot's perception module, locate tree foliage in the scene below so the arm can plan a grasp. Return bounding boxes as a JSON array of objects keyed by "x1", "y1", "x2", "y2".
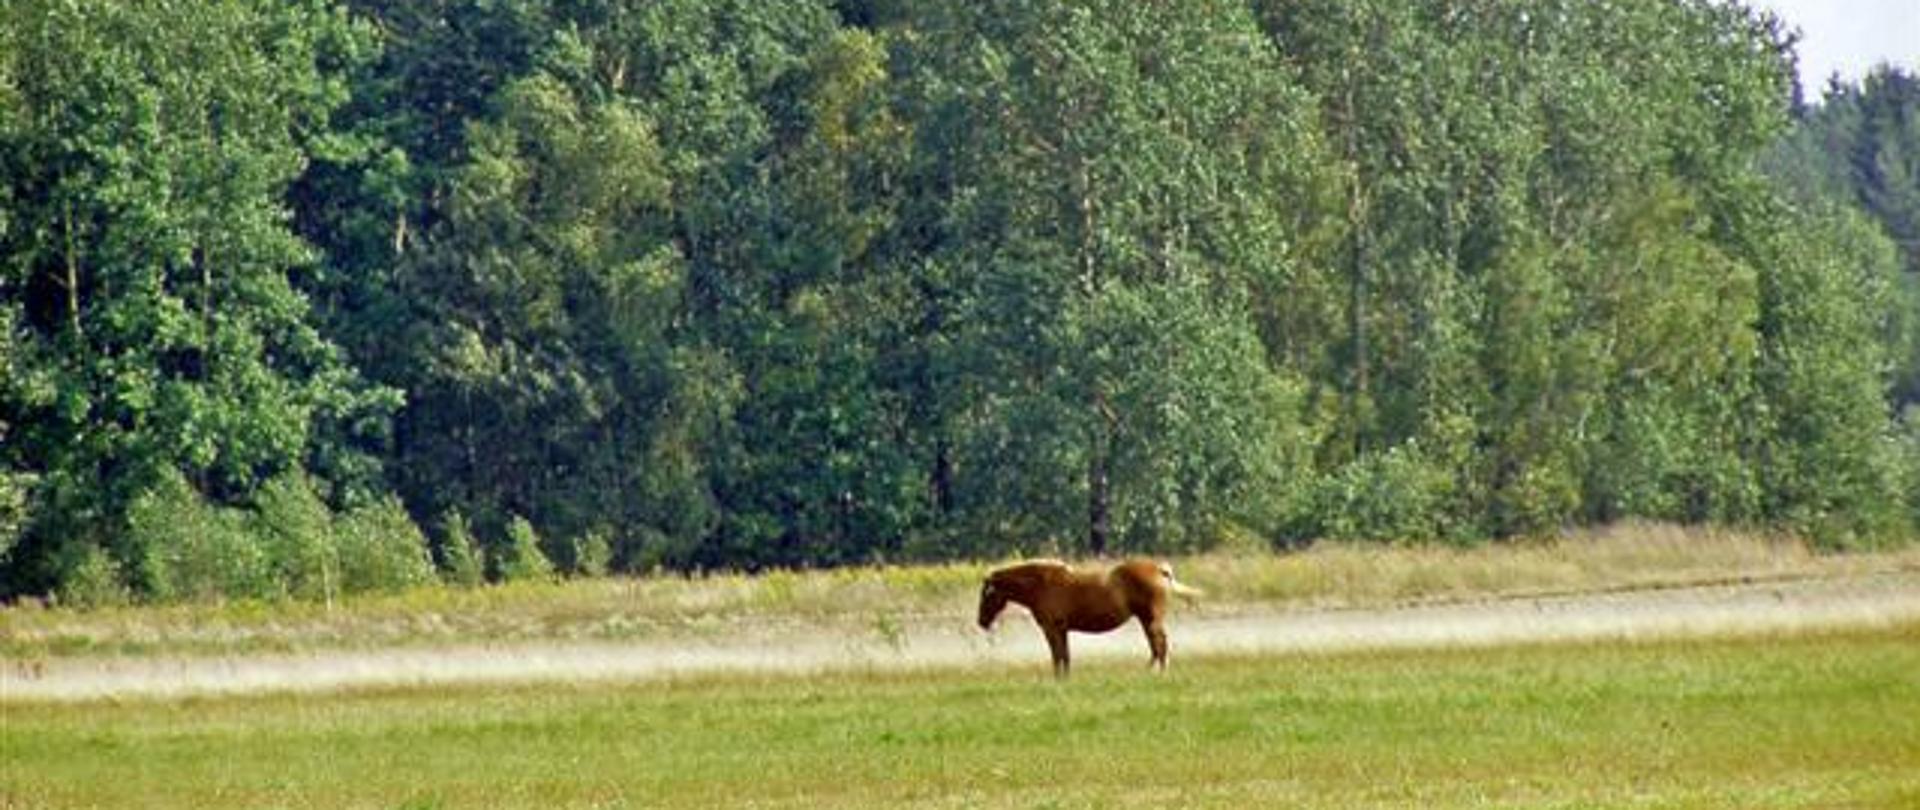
[
  {"x1": 2, "y1": 0, "x2": 1913, "y2": 601},
  {"x1": 1764, "y1": 66, "x2": 1920, "y2": 409},
  {"x1": 0, "y1": 0, "x2": 400, "y2": 598}
]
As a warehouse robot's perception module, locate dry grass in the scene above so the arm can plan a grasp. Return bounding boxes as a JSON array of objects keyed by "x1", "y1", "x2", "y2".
[
  {"x1": 3, "y1": 522, "x2": 1914, "y2": 658},
  {"x1": 0, "y1": 561, "x2": 988, "y2": 657},
  {"x1": 1183, "y1": 521, "x2": 1919, "y2": 607}
]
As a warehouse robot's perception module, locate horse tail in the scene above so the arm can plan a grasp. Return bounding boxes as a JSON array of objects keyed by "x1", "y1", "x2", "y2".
[{"x1": 1157, "y1": 563, "x2": 1203, "y2": 604}]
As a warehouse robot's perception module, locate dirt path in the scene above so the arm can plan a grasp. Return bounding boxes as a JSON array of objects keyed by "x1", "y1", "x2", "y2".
[{"x1": 7, "y1": 572, "x2": 1917, "y2": 702}]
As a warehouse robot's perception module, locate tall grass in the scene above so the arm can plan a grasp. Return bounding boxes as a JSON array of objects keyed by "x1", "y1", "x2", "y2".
[
  {"x1": 1181, "y1": 520, "x2": 1915, "y2": 606},
  {"x1": 4, "y1": 522, "x2": 1914, "y2": 658}
]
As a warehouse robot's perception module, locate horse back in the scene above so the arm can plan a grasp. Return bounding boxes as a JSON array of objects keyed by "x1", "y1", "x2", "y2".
[
  {"x1": 995, "y1": 558, "x2": 1169, "y2": 633},
  {"x1": 1111, "y1": 559, "x2": 1171, "y2": 600},
  {"x1": 1099, "y1": 559, "x2": 1174, "y2": 620}
]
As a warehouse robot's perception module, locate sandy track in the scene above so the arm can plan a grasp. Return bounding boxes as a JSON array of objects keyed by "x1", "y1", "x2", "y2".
[{"x1": 6, "y1": 573, "x2": 1917, "y2": 702}]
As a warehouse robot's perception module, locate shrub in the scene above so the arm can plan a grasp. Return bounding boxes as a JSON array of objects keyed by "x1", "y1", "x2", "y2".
[
  {"x1": 496, "y1": 515, "x2": 555, "y2": 582},
  {"x1": 333, "y1": 496, "x2": 434, "y2": 594},
  {"x1": 125, "y1": 470, "x2": 279, "y2": 601},
  {"x1": 0, "y1": 468, "x2": 32, "y2": 563},
  {"x1": 251, "y1": 474, "x2": 337, "y2": 602},
  {"x1": 54, "y1": 544, "x2": 129, "y2": 608},
  {"x1": 1903, "y1": 407, "x2": 1920, "y2": 537},
  {"x1": 436, "y1": 509, "x2": 484, "y2": 587},
  {"x1": 570, "y1": 528, "x2": 612, "y2": 577},
  {"x1": 1309, "y1": 444, "x2": 1464, "y2": 544}
]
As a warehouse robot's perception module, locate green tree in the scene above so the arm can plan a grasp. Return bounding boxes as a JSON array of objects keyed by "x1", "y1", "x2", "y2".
[
  {"x1": 1259, "y1": 0, "x2": 1800, "y2": 539},
  {"x1": 900, "y1": 0, "x2": 1337, "y2": 553},
  {"x1": 0, "y1": 309, "x2": 33, "y2": 559},
  {"x1": 307, "y1": 0, "x2": 868, "y2": 572},
  {"x1": 0, "y1": 0, "x2": 397, "y2": 598},
  {"x1": 1765, "y1": 66, "x2": 1920, "y2": 408},
  {"x1": 1745, "y1": 200, "x2": 1908, "y2": 546}
]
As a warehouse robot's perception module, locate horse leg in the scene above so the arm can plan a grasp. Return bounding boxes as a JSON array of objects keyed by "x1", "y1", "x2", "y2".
[
  {"x1": 1142, "y1": 617, "x2": 1168, "y2": 672},
  {"x1": 1042, "y1": 622, "x2": 1071, "y2": 678}
]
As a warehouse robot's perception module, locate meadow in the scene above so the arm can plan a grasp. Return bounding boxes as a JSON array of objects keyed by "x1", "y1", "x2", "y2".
[
  {"x1": 7, "y1": 523, "x2": 1914, "y2": 659},
  {"x1": 4, "y1": 626, "x2": 1917, "y2": 808}
]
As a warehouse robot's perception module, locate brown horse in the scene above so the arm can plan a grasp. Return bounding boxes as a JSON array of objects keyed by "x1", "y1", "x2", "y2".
[{"x1": 977, "y1": 558, "x2": 1201, "y2": 676}]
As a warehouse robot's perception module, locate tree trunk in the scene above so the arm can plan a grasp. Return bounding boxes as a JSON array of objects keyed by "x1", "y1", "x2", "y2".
[
  {"x1": 1077, "y1": 160, "x2": 1097, "y2": 296},
  {"x1": 1348, "y1": 191, "x2": 1369, "y2": 457},
  {"x1": 930, "y1": 438, "x2": 954, "y2": 515},
  {"x1": 1075, "y1": 152, "x2": 1110, "y2": 556},
  {"x1": 199, "y1": 243, "x2": 214, "y2": 341},
  {"x1": 1341, "y1": 70, "x2": 1370, "y2": 458},
  {"x1": 63, "y1": 203, "x2": 84, "y2": 340},
  {"x1": 1087, "y1": 390, "x2": 1112, "y2": 556}
]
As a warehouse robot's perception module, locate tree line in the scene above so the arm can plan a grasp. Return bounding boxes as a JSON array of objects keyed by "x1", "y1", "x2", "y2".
[
  {"x1": 3, "y1": 0, "x2": 1916, "y2": 603},
  {"x1": 1764, "y1": 65, "x2": 1920, "y2": 410}
]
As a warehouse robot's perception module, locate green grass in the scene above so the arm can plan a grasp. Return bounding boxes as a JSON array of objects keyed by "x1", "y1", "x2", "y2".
[
  {"x1": 7, "y1": 523, "x2": 1915, "y2": 659},
  {"x1": 6, "y1": 627, "x2": 1918, "y2": 808}
]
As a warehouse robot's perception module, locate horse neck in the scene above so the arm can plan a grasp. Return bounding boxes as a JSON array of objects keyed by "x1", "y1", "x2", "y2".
[{"x1": 998, "y1": 564, "x2": 1058, "y2": 606}]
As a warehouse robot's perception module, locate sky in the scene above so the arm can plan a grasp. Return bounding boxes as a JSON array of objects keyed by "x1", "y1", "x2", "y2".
[{"x1": 1755, "y1": 0, "x2": 1919, "y2": 95}]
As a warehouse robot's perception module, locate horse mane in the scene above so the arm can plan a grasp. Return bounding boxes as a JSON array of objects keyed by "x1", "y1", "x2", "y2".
[
  {"x1": 988, "y1": 558, "x2": 1069, "y2": 578},
  {"x1": 986, "y1": 559, "x2": 1070, "y2": 596}
]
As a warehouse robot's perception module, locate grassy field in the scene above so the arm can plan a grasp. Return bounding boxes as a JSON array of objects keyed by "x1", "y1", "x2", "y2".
[
  {"x1": 5, "y1": 625, "x2": 1917, "y2": 809},
  {"x1": 7, "y1": 523, "x2": 1916, "y2": 659}
]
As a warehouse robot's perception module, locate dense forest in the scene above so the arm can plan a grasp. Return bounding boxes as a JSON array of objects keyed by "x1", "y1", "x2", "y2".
[
  {"x1": 1765, "y1": 65, "x2": 1920, "y2": 409},
  {"x1": 2, "y1": 0, "x2": 1916, "y2": 603}
]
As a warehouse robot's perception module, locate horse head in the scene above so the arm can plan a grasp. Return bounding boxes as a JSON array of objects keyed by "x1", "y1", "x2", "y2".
[{"x1": 977, "y1": 576, "x2": 1011, "y2": 630}]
